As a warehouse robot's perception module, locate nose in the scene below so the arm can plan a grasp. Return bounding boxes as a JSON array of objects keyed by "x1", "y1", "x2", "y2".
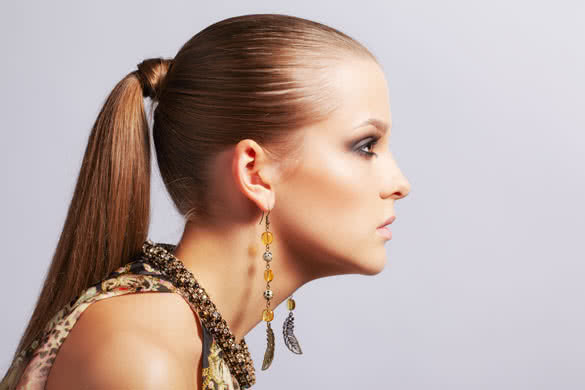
[
  {"x1": 392, "y1": 179, "x2": 410, "y2": 200},
  {"x1": 380, "y1": 155, "x2": 410, "y2": 200}
]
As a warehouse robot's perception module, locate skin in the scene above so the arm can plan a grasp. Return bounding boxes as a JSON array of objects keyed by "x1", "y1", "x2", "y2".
[{"x1": 45, "y1": 57, "x2": 410, "y2": 389}]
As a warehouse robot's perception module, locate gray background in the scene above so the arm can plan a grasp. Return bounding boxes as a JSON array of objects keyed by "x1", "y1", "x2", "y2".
[{"x1": 1, "y1": 1, "x2": 584, "y2": 389}]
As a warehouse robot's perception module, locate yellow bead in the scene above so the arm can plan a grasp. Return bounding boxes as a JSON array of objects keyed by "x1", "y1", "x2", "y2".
[
  {"x1": 261, "y1": 231, "x2": 273, "y2": 245},
  {"x1": 287, "y1": 298, "x2": 296, "y2": 311},
  {"x1": 264, "y1": 269, "x2": 274, "y2": 282},
  {"x1": 262, "y1": 309, "x2": 274, "y2": 322}
]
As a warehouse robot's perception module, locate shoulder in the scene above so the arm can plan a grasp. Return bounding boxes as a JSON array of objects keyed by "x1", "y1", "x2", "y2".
[
  {"x1": 46, "y1": 290, "x2": 203, "y2": 389},
  {"x1": 47, "y1": 330, "x2": 194, "y2": 389}
]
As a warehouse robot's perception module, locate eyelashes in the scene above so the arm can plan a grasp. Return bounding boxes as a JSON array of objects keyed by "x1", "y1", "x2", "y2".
[{"x1": 355, "y1": 136, "x2": 380, "y2": 158}]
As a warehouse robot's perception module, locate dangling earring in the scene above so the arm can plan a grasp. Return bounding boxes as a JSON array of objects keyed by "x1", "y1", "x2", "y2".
[
  {"x1": 260, "y1": 209, "x2": 275, "y2": 370},
  {"x1": 282, "y1": 294, "x2": 303, "y2": 354}
]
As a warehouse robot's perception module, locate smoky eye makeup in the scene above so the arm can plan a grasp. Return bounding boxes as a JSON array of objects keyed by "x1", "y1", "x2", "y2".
[{"x1": 352, "y1": 134, "x2": 381, "y2": 158}]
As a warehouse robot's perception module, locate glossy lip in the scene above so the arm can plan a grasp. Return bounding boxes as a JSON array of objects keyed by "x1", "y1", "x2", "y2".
[
  {"x1": 376, "y1": 226, "x2": 392, "y2": 240},
  {"x1": 377, "y1": 215, "x2": 396, "y2": 228}
]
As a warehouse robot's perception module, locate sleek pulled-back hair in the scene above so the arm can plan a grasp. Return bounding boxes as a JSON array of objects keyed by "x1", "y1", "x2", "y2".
[{"x1": 1, "y1": 13, "x2": 377, "y2": 387}]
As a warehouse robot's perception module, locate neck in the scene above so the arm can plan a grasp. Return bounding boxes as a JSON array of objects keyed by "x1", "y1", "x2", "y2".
[{"x1": 170, "y1": 218, "x2": 306, "y2": 344}]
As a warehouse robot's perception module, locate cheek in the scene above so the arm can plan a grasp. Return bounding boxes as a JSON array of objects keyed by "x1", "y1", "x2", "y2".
[
  {"x1": 277, "y1": 148, "x2": 380, "y2": 267},
  {"x1": 289, "y1": 150, "x2": 362, "y2": 226}
]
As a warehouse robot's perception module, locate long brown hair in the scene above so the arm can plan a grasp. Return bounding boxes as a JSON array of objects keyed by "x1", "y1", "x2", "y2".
[{"x1": 1, "y1": 13, "x2": 376, "y2": 387}]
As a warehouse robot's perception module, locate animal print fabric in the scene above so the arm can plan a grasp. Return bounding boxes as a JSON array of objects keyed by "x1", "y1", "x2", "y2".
[{"x1": 0, "y1": 254, "x2": 240, "y2": 390}]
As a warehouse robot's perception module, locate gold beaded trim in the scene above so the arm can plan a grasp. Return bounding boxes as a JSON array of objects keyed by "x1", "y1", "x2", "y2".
[{"x1": 141, "y1": 239, "x2": 256, "y2": 389}]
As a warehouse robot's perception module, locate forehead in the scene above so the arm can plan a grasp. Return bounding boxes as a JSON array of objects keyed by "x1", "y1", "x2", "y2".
[{"x1": 326, "y1": 58, "x2": 392, "y2": 132}]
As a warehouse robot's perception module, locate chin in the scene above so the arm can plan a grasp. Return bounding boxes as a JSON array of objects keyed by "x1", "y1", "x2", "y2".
[
  {"x1": 355, "y1": 254, "x2": 388, "y2": 276},
  {"x1": 361, "y1": 263, "x2": 386, "y2": 276}
]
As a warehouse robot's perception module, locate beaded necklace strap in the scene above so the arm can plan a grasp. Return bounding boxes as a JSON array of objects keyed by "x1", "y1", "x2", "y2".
[{"x1": 141, "y1": 239, "x2": 256, "y2": 388}]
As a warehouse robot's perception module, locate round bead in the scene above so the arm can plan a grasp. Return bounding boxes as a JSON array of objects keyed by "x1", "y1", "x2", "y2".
[
  {"x1": 261, "y1": 231, "x2": 273, "y2": 245},
  {"x1": 263, "y1": 289, "x2": 273, "y2": 300},
  {"x1": 264, "y1": 269, "x2": 273, "y2": 282},
  {"x1": 263, "y1": 251, "x2": 272, "y2": 262},
  {"x1": 287, "y1": 298, "x2": 296, "y2": 310},
  {"x1": 262, "y1": 309, "x2": 274, "y2": 322}
]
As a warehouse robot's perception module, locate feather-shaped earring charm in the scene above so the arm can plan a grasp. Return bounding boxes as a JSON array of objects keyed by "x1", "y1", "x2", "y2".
[
  {"x1": 283, "y1": 296, "x2": 303, "y2": 354},
  {"x1": 260, "y1": 209, "x2": 276, "y2": 370},
  {"x1": 262, "y1": 322, "x2": 275, "y2": 370}
]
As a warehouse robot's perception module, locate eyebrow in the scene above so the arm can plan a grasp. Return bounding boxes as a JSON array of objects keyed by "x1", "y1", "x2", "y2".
[{"x1": 352, "y1": 118, "x2": 391, "y2": 135}]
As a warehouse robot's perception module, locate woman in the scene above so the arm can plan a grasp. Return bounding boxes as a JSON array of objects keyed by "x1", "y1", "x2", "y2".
[{"x1": 1, "y1": 13, "x2": 410, "y2": 390}]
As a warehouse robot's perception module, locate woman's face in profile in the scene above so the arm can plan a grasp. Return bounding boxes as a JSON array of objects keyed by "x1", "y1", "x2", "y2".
[{"x1": 275, "y1": 58, "x2": 410, "y2": 278}]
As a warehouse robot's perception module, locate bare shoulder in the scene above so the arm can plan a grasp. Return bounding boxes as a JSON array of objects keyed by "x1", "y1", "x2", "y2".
[
  {"x1": 45, "y1": 291, "x2": 203, "y2": 390},
  {"x1": 46, "y1": 331, "x2": 193, "y2": 389}
]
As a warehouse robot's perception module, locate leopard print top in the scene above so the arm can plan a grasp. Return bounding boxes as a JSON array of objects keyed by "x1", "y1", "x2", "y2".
[{"x1": 0, "y1": 249, "x2": 241, "y2": 390}]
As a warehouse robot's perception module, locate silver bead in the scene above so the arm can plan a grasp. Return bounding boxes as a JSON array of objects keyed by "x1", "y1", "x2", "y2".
[
  {"x1": 263, "y1": 251, "x2": 272, "y2": 262},
  {"x1": 264, "y1": 289, "x2": 273, "y2": 299}
]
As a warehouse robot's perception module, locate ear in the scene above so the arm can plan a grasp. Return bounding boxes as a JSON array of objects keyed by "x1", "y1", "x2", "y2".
[{"x1": 232, "y1": 139, "x2": 276, "y2": 213}]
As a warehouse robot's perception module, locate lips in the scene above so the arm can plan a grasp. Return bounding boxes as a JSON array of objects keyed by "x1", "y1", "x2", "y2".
[
  {"x1": 376, "y1": 225, "x2": 392, "y2": 240},
  {"x1": 378, "y1": 215, "x2": 396, "y2": 228}
]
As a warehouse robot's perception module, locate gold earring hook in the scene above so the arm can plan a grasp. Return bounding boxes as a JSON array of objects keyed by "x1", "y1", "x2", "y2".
[{"x1": 259, "y1": 209, "x2": 271, "y2": 225}]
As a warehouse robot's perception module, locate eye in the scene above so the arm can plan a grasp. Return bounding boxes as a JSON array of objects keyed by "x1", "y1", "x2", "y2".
[{"x1": 355, "y1": 136, "x2": 380, "y2": 158}]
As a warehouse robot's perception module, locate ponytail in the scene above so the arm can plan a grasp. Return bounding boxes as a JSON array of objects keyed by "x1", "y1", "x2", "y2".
[{"x1": 1, "y1": 57, "x2": 172, "y2": 388}]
